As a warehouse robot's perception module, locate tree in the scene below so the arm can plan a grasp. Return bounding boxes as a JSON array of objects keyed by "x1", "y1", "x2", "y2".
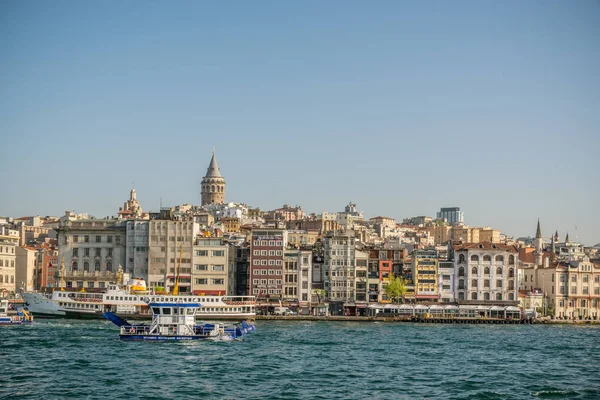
[{"x1": 385, "y1": 274, "x2": 406, "y2": 305}]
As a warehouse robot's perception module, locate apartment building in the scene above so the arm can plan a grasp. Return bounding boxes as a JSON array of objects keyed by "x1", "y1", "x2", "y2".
[{"x1": 192, "y1": 237, "x2": 229, "y2": 295}]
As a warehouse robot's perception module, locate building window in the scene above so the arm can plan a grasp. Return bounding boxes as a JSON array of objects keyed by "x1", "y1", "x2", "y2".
[
  {"x1": 458, "y1": 254, "x2": 466, "y2": 263},
  {"x1": 95, "y1": 262, "x2": 101, "y2": 271},
  {"x1": 107, "y1": 236, "x2": 113, "y2": 243},
  {"x1": 212, "y1": 250, "x2": 225, "y2": 257},
  {"x1": 471, "y1": 255, "x2": 479, "y2": 262},
  {"x1": 458, "y1": 267, "x2": 465, "y2": 277},
  {"x1": 509, "y1": 255, "x2": 515, "y2": 265},
  {"x1": 484, "y1": 293, "x2": 490, "y2": 300},
  {"x1": 471, "y1": 267, "x2": 477, "y2": 275},
  {"x1": 213, "y1": 279, "x2": 224, "y2": 285},
  {"x1": 95, "y1": 235, "x2": 101, "y2": 243},
  {"x1": 471, "y1": 279, "x2": 477, "y2": 288},
  {"x1": 196, "y1": 250, "x2": 208, "y2": 256},
  {"x1": 84, "y1": 235, "x2": 89, "y2": 243},
  {"x1": 483, "y1": 255, "x2": 491, "y2": 262},
  {"x1": 108, "y1": 249, "x2": 112, "y2": 257},
  {"x1": 116, "y1": 236, "x2": 121, "y2": 245},
  {"x1": 471, "y1": 293, "x2": 477, "y2": 300},
  {"x1": 253, "y1": 250, "x2": 259, "y2": 256},
  {"x1": 484, "y1": 279, "x2": 490, "y2": 288},
  {"x1": 95, "y1": 248, "x2": 101, "y2": 257},
  {"x1": 73, "y1": 235, "x2": 78, "y2": 243},
  {"x1": 495, "y1": 255, "x2": 504, "y2": 262},
  {"x1": 73, "y1": 248, "x2": 79, "y2": 257},
  {"x1": 571, "y1": 286, "x2": 576, "y2": 294},
  {"x1": 195, "y1": 265, "x2": 208, "y2": 271},
  {"x1": 496, "y1": 293, "x2": 502, "y2": 301},
  {"x1": 496, "y1": 267, "x2": 502, "y2": 275},
  {"x1": 195, "y1": 278, "x2": 208, "y2": 285},
  {"x1": 88, "y1": 282, "x2": 95, "y2": 288},
  {"x1": 484, "y1": 267, "x2": 490, "y2": 275},
  {"x1": 106, "y1": 262, "x2": 113, "y2": 272},
  {"x1": 84, "y1": 262, "x2": 89, "y2": 272},
  {"x1": 496, "y1": 280, "x2": 502, "y2": 288},
  {"x1": 213, "y1": 265, "x2": 224, "y2": 272}
]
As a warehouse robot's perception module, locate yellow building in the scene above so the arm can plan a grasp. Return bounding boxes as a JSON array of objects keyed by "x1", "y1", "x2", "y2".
[
  {"x1": 411, "y1": 249, "x2": 439, "y2": 301},
  {"x1": 220, "y1": 217, "x2": 240, "y2": 233}
]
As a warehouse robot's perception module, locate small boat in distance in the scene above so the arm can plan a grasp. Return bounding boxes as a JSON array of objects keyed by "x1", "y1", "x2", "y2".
[
  {"x1": 103, "y1": 301, "x2": 255, "y2": 341},
  {"x1": 0, "y1": 299, "x2": 34, "y2": 325}
]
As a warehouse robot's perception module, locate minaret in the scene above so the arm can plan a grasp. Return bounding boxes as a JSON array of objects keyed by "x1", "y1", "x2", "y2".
[
  {"x1": 201, "y1": 148, "x2": 226, "y2": 206},
  {"x1": 534, "y1": 219, "x2": 543, "y2": 266}
]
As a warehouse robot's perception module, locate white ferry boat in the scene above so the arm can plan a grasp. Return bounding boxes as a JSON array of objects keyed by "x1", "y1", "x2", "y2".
[{"x1": 22, "y1": 279, "x2": 256, "y2": 320}]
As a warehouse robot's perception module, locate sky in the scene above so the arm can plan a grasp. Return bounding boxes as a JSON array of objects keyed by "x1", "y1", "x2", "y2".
[{"x1": 1, "y1": 1, "x2": 599, "y2": 245}]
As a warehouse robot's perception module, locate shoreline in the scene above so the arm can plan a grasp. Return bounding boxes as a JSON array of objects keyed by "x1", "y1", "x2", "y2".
[{"x1": 255, "y1": 315, "x2": 600, "y2": 325}]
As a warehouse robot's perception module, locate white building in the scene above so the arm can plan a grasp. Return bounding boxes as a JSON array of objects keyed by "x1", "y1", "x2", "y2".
[
  {"x1": 0, "y1": 225, "x2": 19, "y2": 295},
  {"x1": 57, "y1": 217, "x2": 127, "y2": 290},
  {"x1": 454, "y1": 242, "x2": 519, "y2": 303}
]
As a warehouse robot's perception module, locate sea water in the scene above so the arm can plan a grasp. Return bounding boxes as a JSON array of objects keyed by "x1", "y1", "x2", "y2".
[{"x1": 1, "y1": 320, "x2": 600, "y2": 399}]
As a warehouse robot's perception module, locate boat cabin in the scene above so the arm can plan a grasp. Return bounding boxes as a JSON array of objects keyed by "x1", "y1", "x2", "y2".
[{"x1": 122, "y1": 302, "x2": 202, "y2": 337}]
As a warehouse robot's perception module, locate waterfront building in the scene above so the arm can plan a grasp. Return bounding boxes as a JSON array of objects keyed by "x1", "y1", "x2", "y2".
[
  {"x1": 438, "y1": 258, "x2": 456, "y2": 303},
  {"x1": 15, "y1": 246, "x2": 37, "y2": 292},
  {"x1": 411, "y1": 249, "x2": 439, "y2": 302},
  {"x1": 232, "y1": 243, "x2": 250, "y2": 296},
  {"x1": 436, "y1": 207, "x2": 464, "y2": 226},
  {"x1": 454, "y1": 242, "x2": 518, "y2": 303},
  {"x1": 147, "y1": 218, "x2": 194, "y2": 292},
  {"x1": 428, "y1": 221, "x2": 451, "y2": 245},
  {"x1": 521, "y1": 221, "x2": 600, "y2": 319},
  {"x1": 125, "y1": 220, "x2": 149, "y2": 280},
  {"x1": 323, "y1": 232, "x2": 368, "y2": 315},
  {"x1": 200, "y1": 149, "x2": 225, "y2": 206},
  {"x1": 249, "y1": 228, "x2": 287, "y2": 301},
  {"x1": 0, "y1": 224, "x2": 19, "y2": 295},
  {"x1": 56, "y1": 215, "x2": 126, "y2": 289},
  {"x1": 192, "y1": 237, "x2": 229, "y2": 295}
]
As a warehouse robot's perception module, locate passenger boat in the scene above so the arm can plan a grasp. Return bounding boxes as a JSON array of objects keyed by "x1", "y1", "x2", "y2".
[
  {"x1": 103, "y1": 302, "x2": 255, "y2": 341},
  {"x1": 22, "y1": 281, "x2": 256, "y2": 320},
  {"x1": 0, "y1": 299, "x2": 34, "y2": 325}
]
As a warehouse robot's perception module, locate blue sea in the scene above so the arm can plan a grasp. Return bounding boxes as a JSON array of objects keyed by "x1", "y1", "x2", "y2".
[{"x1": 1, "y1": 320, "x2": 600, "y2": 399}]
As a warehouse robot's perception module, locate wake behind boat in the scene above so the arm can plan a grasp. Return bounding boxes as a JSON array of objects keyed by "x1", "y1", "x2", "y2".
[{"x1": 103, "y1": 301, "x2": 255, "y2": 341}]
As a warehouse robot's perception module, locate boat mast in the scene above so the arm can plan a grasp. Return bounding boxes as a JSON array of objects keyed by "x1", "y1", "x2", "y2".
[{"x1": 172, "y1": 244, "x2": 182, "y2": 295}]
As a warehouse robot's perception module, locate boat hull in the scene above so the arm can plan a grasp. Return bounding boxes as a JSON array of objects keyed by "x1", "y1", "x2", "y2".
[{"x1": 119, "y1": 335, "x2": 206, "y2": 341}]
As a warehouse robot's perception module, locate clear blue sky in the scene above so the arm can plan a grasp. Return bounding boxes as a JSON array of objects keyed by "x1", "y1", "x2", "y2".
[{"x1": 1, "y1": 1, "x2": 598, "y2": 245}]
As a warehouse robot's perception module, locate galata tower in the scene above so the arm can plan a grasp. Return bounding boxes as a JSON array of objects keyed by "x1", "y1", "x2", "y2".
[{"x1": 201, "y1": 148, "x2": 225, "y2": 206}]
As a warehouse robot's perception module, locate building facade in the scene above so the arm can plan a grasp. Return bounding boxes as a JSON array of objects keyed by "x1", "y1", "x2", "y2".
[
  {"x1": 57, "y1": 218, "x2": 127, "y2": 289},
  {"x1": 249, "y1": 228, "x2": 287, "y2": 301},
  {"x1": 125, "y1": 220, "x2": 149, "y2": 280},
  {"x1": 411, "y1": 249, "x2": 439, "y2": 302},
  {"x1": 454, "y1": 242, "x2": 518, "y2": 303},
  {"x1": 0, "y1": 225, "x2": 19, "y2": 295},
  {"x1": 148, "y1": 219, "x2": 194, "y2": 292},
  {"x1": 192, "y1": 237, "x2": 229, "y2": 295}
]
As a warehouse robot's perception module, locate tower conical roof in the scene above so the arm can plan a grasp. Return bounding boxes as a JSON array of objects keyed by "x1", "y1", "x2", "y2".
[
  {"x1": 204, "y1": 150, "x2": 223, "y2": 178},
  {"x1": 535, "y1": 219, "x2": 542, "y2": 239},
  {"x1": 565, "y1": 232, "x2": 570, "y2": 243}
]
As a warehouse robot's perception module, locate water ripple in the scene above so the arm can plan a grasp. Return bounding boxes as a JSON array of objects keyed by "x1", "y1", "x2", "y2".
[{"x1": 1, "y1": 321, "x2": 600, "y2": 399}]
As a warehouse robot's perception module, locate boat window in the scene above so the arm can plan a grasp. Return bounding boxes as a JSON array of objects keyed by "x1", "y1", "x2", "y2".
[
  {"x1": 163, "y1": 308, "x2": 171, "y2": 315},
  {"x1": 186, "y1": 308, "x2": 194, "y2": 315},
  {"x1": 152, "y1": 307, "x2": 160, "y2": 314}
]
